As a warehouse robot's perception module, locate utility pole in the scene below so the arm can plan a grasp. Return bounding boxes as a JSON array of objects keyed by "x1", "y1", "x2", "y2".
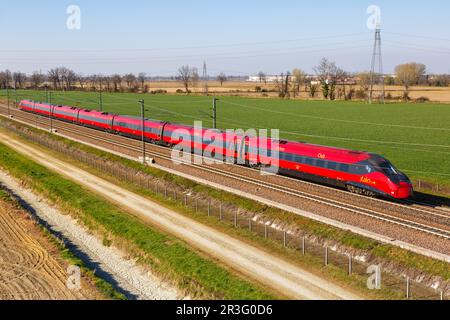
[
  {"x1": 99, "y1": 88, "x2": 103, "y2": 112},
  {"x1": 202, "y1": 61, "x2": 209, "y2": 96},
  {"x1": 212, "y1": 97, "x2": 218, "y2": 129},
  {"x1": 48, "y1": 92, "x2": 53, "y2": 133},
  {"x1": 369, "y1": 22, "x2": 385, "y2": 104},
  {"x1": 139, "y1": 99, "x2": 146, "y2": 164},
  {"x1": 14, "y1": 82, "x2": 17, "y2": 108},
  {"x1": 6, "y1": 84, "x2": 10, "y2": 116}
]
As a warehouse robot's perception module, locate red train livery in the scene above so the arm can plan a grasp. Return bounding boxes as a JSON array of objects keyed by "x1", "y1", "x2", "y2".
[{"x1": 19, "y1": 99, "x2": 413, "y2": 199}]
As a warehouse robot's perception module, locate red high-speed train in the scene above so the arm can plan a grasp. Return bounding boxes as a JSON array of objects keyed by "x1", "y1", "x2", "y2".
[{"x1": 19, "y1": 99, "x2": 414, "y2": 199}]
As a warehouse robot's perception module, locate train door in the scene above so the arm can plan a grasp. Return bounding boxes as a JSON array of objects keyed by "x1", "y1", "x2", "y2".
[{"x1": 158, "y1": 122, "x2": 169, "y2": 144}]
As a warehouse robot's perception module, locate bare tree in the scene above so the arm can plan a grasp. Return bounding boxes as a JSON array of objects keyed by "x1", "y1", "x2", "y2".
[
  {"x1": 178, "y1": 65, "x2": 197, "y2": 94},
  {"x1": 314, "y1": 58, "x2": 346, "y2": 100},
  {"x1": 138, "y1": 72, "x2": 147, "y2": 92},
  {"x1": 0, "y1": 70, "x2": 12, "y2": 89},
  {"x1": 307, "y1": 82, "x2": 319, "y2": 98},
  {"x1": 111, "y1": 74, "x2": 122, "y2": 92},
  {"x1": 104, "y1": 76, "x2": 112, "y2": 92},
  {"x1": 292, "y1": 68, "x2": 306, "y2": 98},
  {"x1": 257, "y1": 71, "x2": 267, "y2": 84},
  {"x1": 124, "y1": 73, "x2": 137, "y2": 91},
  {"x1": 30, "y1": 71, "x2": 45, "y2": 89},
  {"x1": 48, "y1": 68, "x2": 61, "y2": 89},
  {"x1": 13, "y1": 72, "x2": 27, "y2": 89},
  {"x1": 0, "y1": 72, "x2": 7, "y2": 89},
  {"x1": 77, "y1": 73, "x2": 87, "y2": 90},
  {"x1": 395, "y1": 62, "x2": 426, "y2": 100},
  {"x1": 217, "y1": 73, "x2": 227, "y2": 86},
  {"x1": 274, "y1": 73, "x2": 291, "y2": 99}
]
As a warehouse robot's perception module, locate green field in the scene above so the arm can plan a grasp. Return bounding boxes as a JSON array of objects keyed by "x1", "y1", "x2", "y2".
[{"x1": 1, "y1": 89, "x2": 449, "y2": 189}]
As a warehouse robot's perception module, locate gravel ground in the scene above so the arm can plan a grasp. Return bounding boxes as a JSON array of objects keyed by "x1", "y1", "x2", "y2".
[{"x1": 0, "y1": 170, "x2": 180, "y2": 300}]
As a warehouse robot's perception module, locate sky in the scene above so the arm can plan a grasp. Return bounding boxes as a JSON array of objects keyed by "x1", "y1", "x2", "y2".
[{"x1": 0, "y1": 0, "x2": 449, "y2": 76}]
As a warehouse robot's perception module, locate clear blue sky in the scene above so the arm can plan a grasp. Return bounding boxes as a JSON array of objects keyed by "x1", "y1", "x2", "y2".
[{"x1": 0, "y1": 0, "x2": 449, "y2": 75}]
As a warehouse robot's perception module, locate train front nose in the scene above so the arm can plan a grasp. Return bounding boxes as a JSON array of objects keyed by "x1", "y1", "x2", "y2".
[
  {"x1": 393, "y1": 172, "x2": 414, "y2": 199},
  {"x1": 396, "y1": 182, "x2": 414, "y2": 199}
]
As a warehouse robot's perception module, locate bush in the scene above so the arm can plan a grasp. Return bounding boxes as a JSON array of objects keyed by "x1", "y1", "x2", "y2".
[
  {"x1": 255, "y1": 86, "x2": 262, "y2": 92},
  {"x1": 150, "y1": 89, "x2": 168, "y2": 95},
  {"x1": 355, "y1": 89, "x2": 366, "y2": 100},
  {"x1": 176, "y1": 89, "x2": 184, "y2": 94},
  {"x1": 414, "y1": 96, "x2": 430, "y2": 103}
]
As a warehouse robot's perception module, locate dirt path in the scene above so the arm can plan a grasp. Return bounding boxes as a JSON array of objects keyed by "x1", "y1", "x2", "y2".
[
  {"x1": 0, "y1": 192, "x2": 91, "y2": 300},
  {"x1": 0, "y1": 132, "x2": 362, "y2": 300}
]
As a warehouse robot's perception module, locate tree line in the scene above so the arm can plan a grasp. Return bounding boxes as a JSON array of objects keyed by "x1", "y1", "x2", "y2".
[
  {"x1": 0, "y1": 66, "x2": 229, "y2": 94},
  {"x1": 0, "y1": 60, "x2": 445, "y2": 102},
  {"x1": 257, "y1": 59, "x2": 439, "y2": 101}
]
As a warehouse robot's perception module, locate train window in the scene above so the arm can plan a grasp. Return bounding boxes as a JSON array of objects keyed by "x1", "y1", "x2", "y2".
[
  {"x1": 327, "y1": 162, "x2": 337, "y2": 171},
  {"x1": 339, "y1": 163, "x2": 350, "y2": 173},
  {"x1": 294, "y1": 156, "x2": 304, "y2": 164},
  {"x1": 316, "y1": 159, "x2": 326, "y2": 168},
  {"x1": 305, "y1": 157, "x2": 314, "y2": 166},
  {"x1": 349, "y1": 165, "x2": 367, "y2": 175},
  {"x1": 286, "y1": 154, "x2": 293, "y2": 162}
]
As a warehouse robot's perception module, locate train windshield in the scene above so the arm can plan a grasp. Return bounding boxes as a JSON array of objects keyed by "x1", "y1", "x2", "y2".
[{"x1": 369, "y1": 156, "x2": 400, "y2": 182}]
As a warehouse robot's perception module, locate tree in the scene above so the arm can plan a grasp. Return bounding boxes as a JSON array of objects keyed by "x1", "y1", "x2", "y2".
[
  {"x1": 292, "y1": 68, "x2": 306, "y2": 98},
  {"x1": 124, "y1": 73, "x2": 137, "y2": 90},
  {"x1": 314, "y1": 58, "x2": 346, "y2": 100},
  {"x1": 59, "y1": 67, "x2": 76, "y2": 90},
  {"x1": 77, "y1": 73, "x2": 87, "y2": 90},
  {"x1": 13, "y1": 72, "x2": 27, "y2": 89},
  {"x1": 395, "y1": 62, "x2": 426, "y2": 99},
  {"x1": 274, "y1": 73, "x2": 291, "y2": 99},
  {"x1": 177, "y1": 65, "x2": 197, "y2": 94},
  {"x1": 111, "y1": 74, "x2": 122, "y2": 92},
  {"x1": 30, "y1": 71, "x2": 45, "y2": 89},
  {"x1": 138, "y1": 72, "x2": 147, "y2": 92},
  {"x1": 307, "y1": 82, "x2": 319, "y2": 98},
  {"x1": 257, "y1": 71, "x2": 267, "y2": 84},
  {"x1": 0, "y1": 70, "x2": 12, "y2": 89},
  {"x1": 217, "y1": 73, "x2": 227, "y2": 86},
  {"x1": 48, "y1": 68, "x2": 61, "y2": 89}
]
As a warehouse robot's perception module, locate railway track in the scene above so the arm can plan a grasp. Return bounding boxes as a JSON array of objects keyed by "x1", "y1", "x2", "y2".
[{"x1": 1, "y1": 105, "x2": 450, "y2": 242}]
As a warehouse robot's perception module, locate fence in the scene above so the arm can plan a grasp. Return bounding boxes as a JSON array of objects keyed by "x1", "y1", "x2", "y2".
[{"x1": 0, "y1": 118, "x2": 448, "y2": 300}]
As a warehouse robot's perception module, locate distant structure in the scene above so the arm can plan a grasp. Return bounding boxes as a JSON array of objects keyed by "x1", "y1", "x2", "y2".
[
  {"x1": 202, "y1": 61, "x2": 209, "y2": 96},
  {"x1": 369, "y1": 23, "x2": 385, "y2": 104}
]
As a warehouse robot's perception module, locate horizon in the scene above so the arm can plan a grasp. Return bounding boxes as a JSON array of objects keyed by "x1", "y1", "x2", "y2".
[{"x1": 1, "y1": 0, "x2": 450, "y2": 76}]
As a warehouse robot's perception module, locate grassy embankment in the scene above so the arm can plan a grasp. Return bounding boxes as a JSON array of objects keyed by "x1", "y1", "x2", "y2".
[
  {"x1": 0, "y1": 141, "x2": 275, "y2": 300},
  {"x1": 1, "y1": 89, "x2": 449, "y2": 193}
]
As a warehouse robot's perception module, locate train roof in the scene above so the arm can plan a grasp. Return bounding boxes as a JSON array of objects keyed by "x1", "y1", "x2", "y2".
[
  {"x1": 280, "y1": 140, "x2": 370, "y2": 162},
  {"x1": 114, "y1": 115, "x2": 166, "y2": 124}
]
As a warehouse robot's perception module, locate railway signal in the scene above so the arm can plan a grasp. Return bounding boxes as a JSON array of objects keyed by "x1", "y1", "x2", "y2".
[{"x1": 99, "y1": 88, "x2": 103, "y2": 112}]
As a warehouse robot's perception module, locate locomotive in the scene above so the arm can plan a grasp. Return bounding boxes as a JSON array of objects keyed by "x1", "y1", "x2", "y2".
[{"x1": 19, "y1": 99, "x2": 413, "y2": 199}]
